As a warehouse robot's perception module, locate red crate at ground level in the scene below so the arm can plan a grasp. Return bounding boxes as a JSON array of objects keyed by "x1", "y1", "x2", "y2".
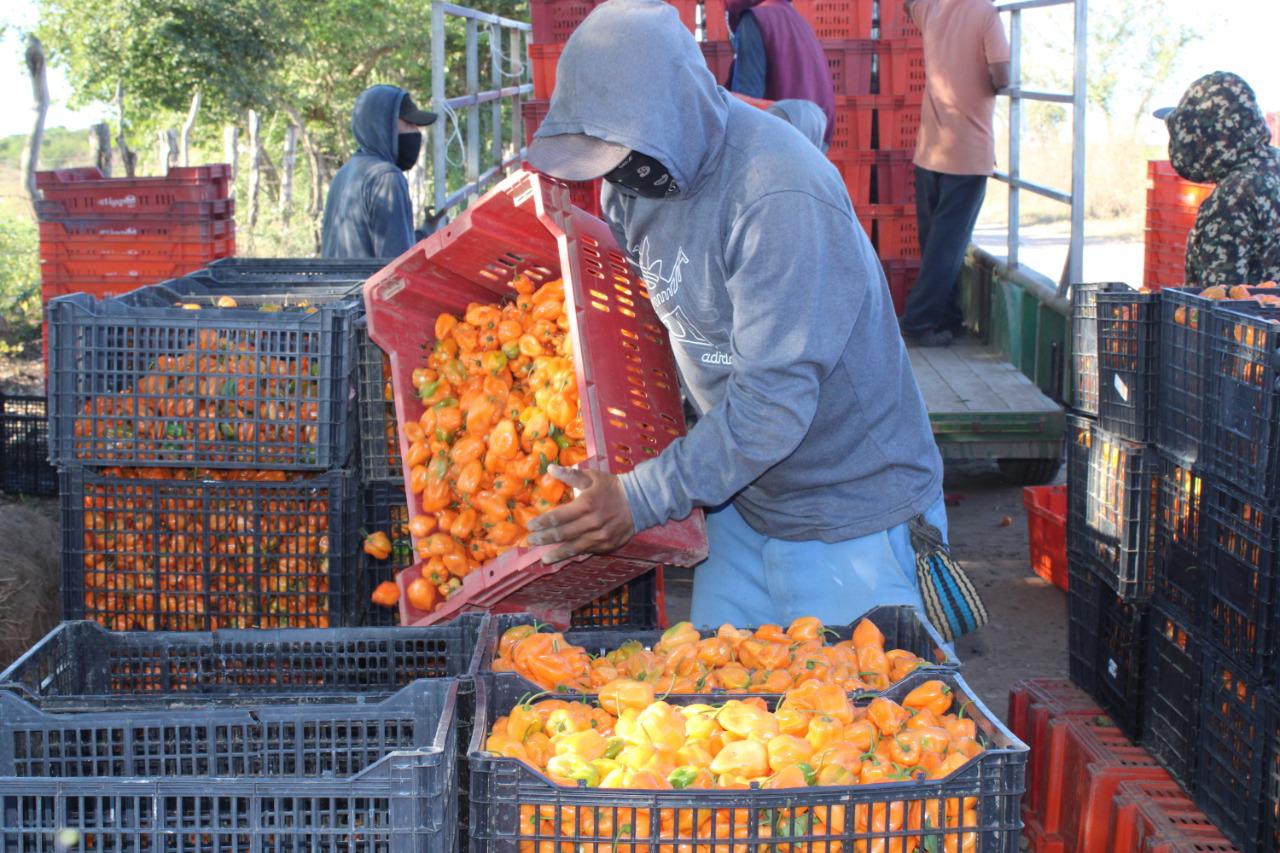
[
  {"x1": 878, "y1": 38, "x2": 925, "y2": 97},
  {"x1": 363, "y1": 170, "x2": 707, "y2": 627},
  {"x1": 881, "y1": 257, "x2": 919, "y2": 315},
  {"x1": 1024, "y1": 485, "x2": 1068, "y2": 591},
  {"x1": 1021, "y1": 809, "x2": 1066, "y2": 853},
  {"x1": 1108, "y1": 780, "x2": 1238, "y2": 853},
  {"x1": 1007, "y1": 679, "x2": 1103, "y2": 835},
  {"x1": 1054, "y1": 717, "x2": 1171, "y2": 852},
  {"x1": 793, "y1": 0, "x2": 873, "y2": 39},
  {"x1": 700, "y1": 39, "x2": 734, "y2": 86},
  {"x1": 823, "y1": 39, "x2": 874, "y2": 95},
  {"x1": 529, "y1": 42, "x2": 564, "y2": 99}
]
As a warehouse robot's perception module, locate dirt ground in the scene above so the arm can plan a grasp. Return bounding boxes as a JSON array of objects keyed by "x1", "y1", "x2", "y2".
[{"x1": 663, "y1": 459, "x2": 1069, "y2": 722}]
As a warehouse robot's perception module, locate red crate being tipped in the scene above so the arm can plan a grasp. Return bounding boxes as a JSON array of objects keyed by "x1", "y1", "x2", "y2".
[{"x1": 363, "y1": 170, "x2": 708, "y2": 627}]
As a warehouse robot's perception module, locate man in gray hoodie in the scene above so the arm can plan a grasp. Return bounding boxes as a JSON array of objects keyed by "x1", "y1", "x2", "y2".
[
  {"x1": 321, "y1": 84, "x2": 437, "y2": 259},
  {"x1": 523, "y1": 0, "x2": 946, "y2": 627}
]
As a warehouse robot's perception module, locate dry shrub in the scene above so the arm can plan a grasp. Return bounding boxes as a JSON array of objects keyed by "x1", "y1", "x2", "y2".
[{"x1": 0, "y1": 503, "x2": 59, "y2": 669}]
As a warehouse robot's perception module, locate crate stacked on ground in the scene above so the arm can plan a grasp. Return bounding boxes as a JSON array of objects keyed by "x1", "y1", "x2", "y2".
[
  {"x1": 1144, "y1": 160, "x2": 1213, "y2": 290},
  {"x1": 34, "y1": 165, "x2": 236, "y2": 361},
  {"x1": 46, "y1": 272, "x2": 369, "y2": 631},
  {"x1": 0, "y1": 615, "x2": 488, "y2": 852}
]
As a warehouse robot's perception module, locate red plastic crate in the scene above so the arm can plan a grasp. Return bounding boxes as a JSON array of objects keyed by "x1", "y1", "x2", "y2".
[
  {"x1": 700, "y1": 40, "x2": 734, "y2": 86},
  {"x1": 34, "y1": 165, "x2": 230, "y2": 216},
  {"x1": 875, "y1": 149, "x2": 914, "y2": 203},
  {"x1": 1055, "y1": 718, "x2": 1171, "y2": 852},
  {"x1": 858, "y1": 203, "x2": 919, "y2": 259},
  {"x1": 666, "y1": 0, "x2": 697, "y2": 32},
  {"x1": 1022, "y1": 809, "x2": 1067, "y2": 853},
  {"x1": 363, "y1": 170, "x2": 708, "y2": 627},
  {"x1": 881, "y1": 257, "x2": 919, "y2": 315},
  {"x1": 878, "y1": 38, "x2": 925, "y2": 97},
  {"x1": 1148, "y1": 160, "x2": 1214, "y2": 209},
  {"x1": 39, "y1": 236, "x2": 235, "y2": 265},
  {"x1": 878, "y1": 0, "x2": 921, "y2": 38},
  {"x1": 529, "y1": 42, "x2": 564, "y2": 99},
  {"x1": 39, "y1": 257, "x2": 215, "y2": 284},
  {"x1": 36, "y1": 196, "x2": 234, "y2": 221},
  {"x1": 829, "y1": 95, "x2": 921, "y2": 153},
  {"x1": 1145, "y1": 193, "x2": 1200, "y2": 231},
  {"x1": 704, "y1": 0, "x2": 729, "y2": 41},
  {"x1": 823, "y1": 39, "x2": 874, "y2": 95},
  {"x1": 875, "y1": 94, "x2": 923, "y2": 149},
  {"x1": 1025, "y1": 485, "x2": 1068, "y2": 591},
  {"x1": 1109, "y1": 779, "x2": 1240, "y2": 853},
  {"x1": 521, "y1": 99, "x2": 551, "y2": 147},
  {"x1": 40, "y1": 280, "x2": 153, "y2": 303},
  {"x1": 1007, "y1": 680, "x2": 1103, "y2": 834},
  {"x1": 831, "y1": 151, "x2": 874, "y2": 206},
  {"x1": 827, "y1": 98, "x2": 869, "y2": 156},
  {"x1": 529, "y1": 0, "x2": 600, "y2": 43},
  {"x1": 792, "y1": 0, "x2": 873, "y2": 39},
  {"x1": 38, "y1": 215, "x2": 235, "y2": 244}
]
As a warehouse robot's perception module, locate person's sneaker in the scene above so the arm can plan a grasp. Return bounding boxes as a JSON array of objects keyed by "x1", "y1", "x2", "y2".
[{"x1": 902, "y1": 329, "x2": 954, "y2": 348}]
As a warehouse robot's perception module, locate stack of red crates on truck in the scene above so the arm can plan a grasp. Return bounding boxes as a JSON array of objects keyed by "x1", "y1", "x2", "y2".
[
  {"x1": 35, "y1": 165, "x2": 236, "y2": 361},
  {"x1": 1144, "y1": 160, "x2": 1212, "y2": 290}
]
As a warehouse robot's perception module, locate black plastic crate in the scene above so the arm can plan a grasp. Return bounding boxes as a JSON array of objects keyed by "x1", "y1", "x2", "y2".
[
  {"x1": 1206, "y1": 304, "x2": 1280, "y2": 504},
  {"x1": 1094, "y1": 585, "x2": 1148, "y2": 742},
  {"x1": 569, "y1": 568, "x2": 662, "y2": 629},
  {"x1": 1153, "y1": 452, "x2": 1206, "y2": 627},
  {"x1": 485, "y1": 604, "x2": 960, "y2": 699},
  {"x1": 1066, "y1": 417, "x2": 1158, "y2": 600},
  {"x1": 355, "y1": 316, "x2": 405, "y2": 483},
  {"x1": 0, "y1": 615, "x2": 487, "y2": 708},
  {"x1": 1195, "y1": 648, "x2": 1279, "y2": 853},
  {"x1": 1071, "y1": 282, "x2": 1128, "y2": 415},
  {"x1": 59, "y1": 465, "x2": 361, "y2": 631},
  {"x1": 0, "y1": 679, "x2": 459, "y2": 853},
  {"x1": 361, "y1": 479, "x2": 413, "y2": 626},
  {"x1": 188, "y1": 257, "x2": 386, "y2": 285},
  {"x1": 47, "y1": 279, "x2": 361, "y2": 471},
  {"x1": 1097, "y1": 290, "x2": 1160, "y2": 442},
  {"x1": 1201, "y1": 480, "x2": 1280, "y2": 680},
  {"x1": 1066, "y1": 556, "x2": 1101, "y2": 695},
  {"x1": 468, "y1": 671, "x2": 1028, "y2": 852},
  {"x1": 0, "y1": 394, "x2": 56, "y2": 497},
  {"x1": 1141, "y1": 606, "x2": 1201, "y2": 789}
]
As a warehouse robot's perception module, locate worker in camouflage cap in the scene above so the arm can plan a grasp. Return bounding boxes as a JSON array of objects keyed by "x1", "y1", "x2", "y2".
[{"x1": 1156, "y1": 71, "x2": 1280, "y2": 287}]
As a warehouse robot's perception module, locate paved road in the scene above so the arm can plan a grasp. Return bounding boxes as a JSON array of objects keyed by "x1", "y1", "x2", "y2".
[{"x1": 973, "y1": 223, "x2": 1146, "y2": 287}]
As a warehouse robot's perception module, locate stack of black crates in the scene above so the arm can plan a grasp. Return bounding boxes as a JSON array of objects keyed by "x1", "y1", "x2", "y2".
[{"x1": 1068, "y1": 281, "x2": 1280, "y2": 852}]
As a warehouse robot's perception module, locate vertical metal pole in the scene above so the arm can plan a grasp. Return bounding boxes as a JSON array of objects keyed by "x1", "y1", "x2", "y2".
[
  {"x1": 1007, "y1": 8, "x2": 1022, "y2": 270},
  {"x1": 431, "y1": 2, "x2": 446, "y2": 213},
  {"x1": 490, "y1": 24, "x2": 502, "y2": 175},
  {"x1": 466, "y1": 19, "x2": 481, "y2": 193},
  {"x1": 1064, "y1": 0, "x2": 1088, "y2": 293},
  {"x1": 510, "y1": 25, "x2": 524, "y2": 157}
]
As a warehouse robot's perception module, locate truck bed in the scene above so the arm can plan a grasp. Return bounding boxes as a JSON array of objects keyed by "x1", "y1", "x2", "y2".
[{"x1": 908, "y1": 336, "x2": 1063, "y2": 462}]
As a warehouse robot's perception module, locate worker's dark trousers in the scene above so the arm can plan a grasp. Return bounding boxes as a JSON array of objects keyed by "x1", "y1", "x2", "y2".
[{"x1": 898, "y1": 167, "x2": 988, "y2": 336}]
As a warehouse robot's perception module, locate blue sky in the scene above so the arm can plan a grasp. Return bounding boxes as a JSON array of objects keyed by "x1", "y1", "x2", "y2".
[{"x1": 0, "y1": 1, "x2": 1277, "y2": 138}]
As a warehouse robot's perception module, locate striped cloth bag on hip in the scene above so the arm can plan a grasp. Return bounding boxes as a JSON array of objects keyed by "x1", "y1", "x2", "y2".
[{"x1": 909, "y1": 514, "x2": 988, "y2": 642}]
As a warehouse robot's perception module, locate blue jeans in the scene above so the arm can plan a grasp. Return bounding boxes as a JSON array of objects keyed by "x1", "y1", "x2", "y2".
[
  {"x1": 898, "y1": 167, "x2": 988, "y2": 336},
  {"x1": 689, "y1": 493, "x2": 950, "y2": 628}
]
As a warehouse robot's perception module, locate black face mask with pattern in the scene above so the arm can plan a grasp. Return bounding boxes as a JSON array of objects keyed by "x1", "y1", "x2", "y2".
[{"x1": 604, "y1": 151, "x2": 680, "y2": 199}]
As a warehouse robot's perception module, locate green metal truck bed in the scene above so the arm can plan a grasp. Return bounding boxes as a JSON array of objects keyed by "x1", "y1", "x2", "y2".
[{"x1": 908, "y1": 336, "x2": 1064, "y2": 463}]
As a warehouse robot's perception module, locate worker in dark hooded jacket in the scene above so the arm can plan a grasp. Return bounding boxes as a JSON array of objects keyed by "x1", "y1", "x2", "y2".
[
  {"x1": 321, "y1": 85, "x2": 437, "y2": 259},
  {"x1": 1157, "y1": 71, "x2": 1280, "y2": 286},
  {"x1": 519, "y1": 0, "x2": 947, "y2": 628}
]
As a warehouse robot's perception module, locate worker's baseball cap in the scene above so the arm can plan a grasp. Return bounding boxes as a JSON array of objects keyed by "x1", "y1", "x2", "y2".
[
  {"x1": 1153, "y1": 106, "x2": 1176, "y2": 121},
  {"x1": 399, "y1": 93, "x2": 438, "y2": 126},
  {"x1": 527, "y1": 133, "x2": 631, "y2": 182}
]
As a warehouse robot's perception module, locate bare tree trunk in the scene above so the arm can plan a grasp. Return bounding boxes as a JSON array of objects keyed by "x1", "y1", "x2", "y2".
[
  {"x1": 157, "y1": 129, "x2": 178, "y2": 173},
  {"x1": 115, "y1": 82, "x2": 137, "y2": 177},
  {"x1": 179, "y1": 87, "x2": 201, "y2": 166},
  {"x1": 223, "y1": 125, "x2": 239, "y2": 202},
  {"x1": 88, "y1": 123, "x2": 112, "y2": 176},
  {"x1": 247, "y1": 109, "x2": 262, "y2": 229},
  {"x1": 21, "y1": 35, "x2": 49, "y2": 216},
  {"x1": 280, "y1": 124, "x2": 298, "y2": 229},
  {"x1": 280, "y1": 102, "x2": 326, "y2": 248}
]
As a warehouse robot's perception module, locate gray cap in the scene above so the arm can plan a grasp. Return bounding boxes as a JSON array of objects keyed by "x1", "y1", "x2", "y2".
[{"x1": 527, "y1": 133, "x2": 631, "y2": 182}]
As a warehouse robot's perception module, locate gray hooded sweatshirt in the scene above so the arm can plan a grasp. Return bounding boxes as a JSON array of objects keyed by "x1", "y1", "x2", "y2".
[
  {"x1": 767, "y1": 100, "x2": 828, "y2": 150},
  {"x1": 321, "y1": 85, "x2": 417, "y2": 259},
  {"x1": 536, "y1": 0, "x2": 943, "y2": 542}
]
